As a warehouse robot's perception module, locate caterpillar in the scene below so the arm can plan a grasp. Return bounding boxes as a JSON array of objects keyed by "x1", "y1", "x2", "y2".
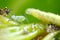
[{"x1": 26, "y1": 8, "x2": 60, "y2": 27}]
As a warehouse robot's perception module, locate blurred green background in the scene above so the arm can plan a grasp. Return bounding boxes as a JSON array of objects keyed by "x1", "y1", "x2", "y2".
[{"x1": 0, "y1": 0, "x2": 60, "y2": 23}]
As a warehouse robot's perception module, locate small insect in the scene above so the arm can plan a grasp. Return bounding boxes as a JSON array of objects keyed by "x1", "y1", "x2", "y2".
[
  {"x1": 0, "y1": 7, "x2": 10, "y2": 16},
  {"x1": 47, "y1": 24, "x2": 60, "y2": 33}
]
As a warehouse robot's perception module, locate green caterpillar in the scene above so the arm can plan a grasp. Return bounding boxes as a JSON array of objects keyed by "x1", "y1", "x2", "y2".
[{"x1": 26, "y1": 8, "x2": 60, "y2": 26}]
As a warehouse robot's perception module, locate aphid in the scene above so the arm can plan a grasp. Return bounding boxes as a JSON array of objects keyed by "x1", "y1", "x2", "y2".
[{"x1": 0, "y1": 7, "x2": 10, "y2": 16}]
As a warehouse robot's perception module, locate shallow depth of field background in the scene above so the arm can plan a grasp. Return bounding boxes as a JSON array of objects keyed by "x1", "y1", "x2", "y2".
[{"x1": 0, "y1": 0, "x2": 60, "y2": 23}]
